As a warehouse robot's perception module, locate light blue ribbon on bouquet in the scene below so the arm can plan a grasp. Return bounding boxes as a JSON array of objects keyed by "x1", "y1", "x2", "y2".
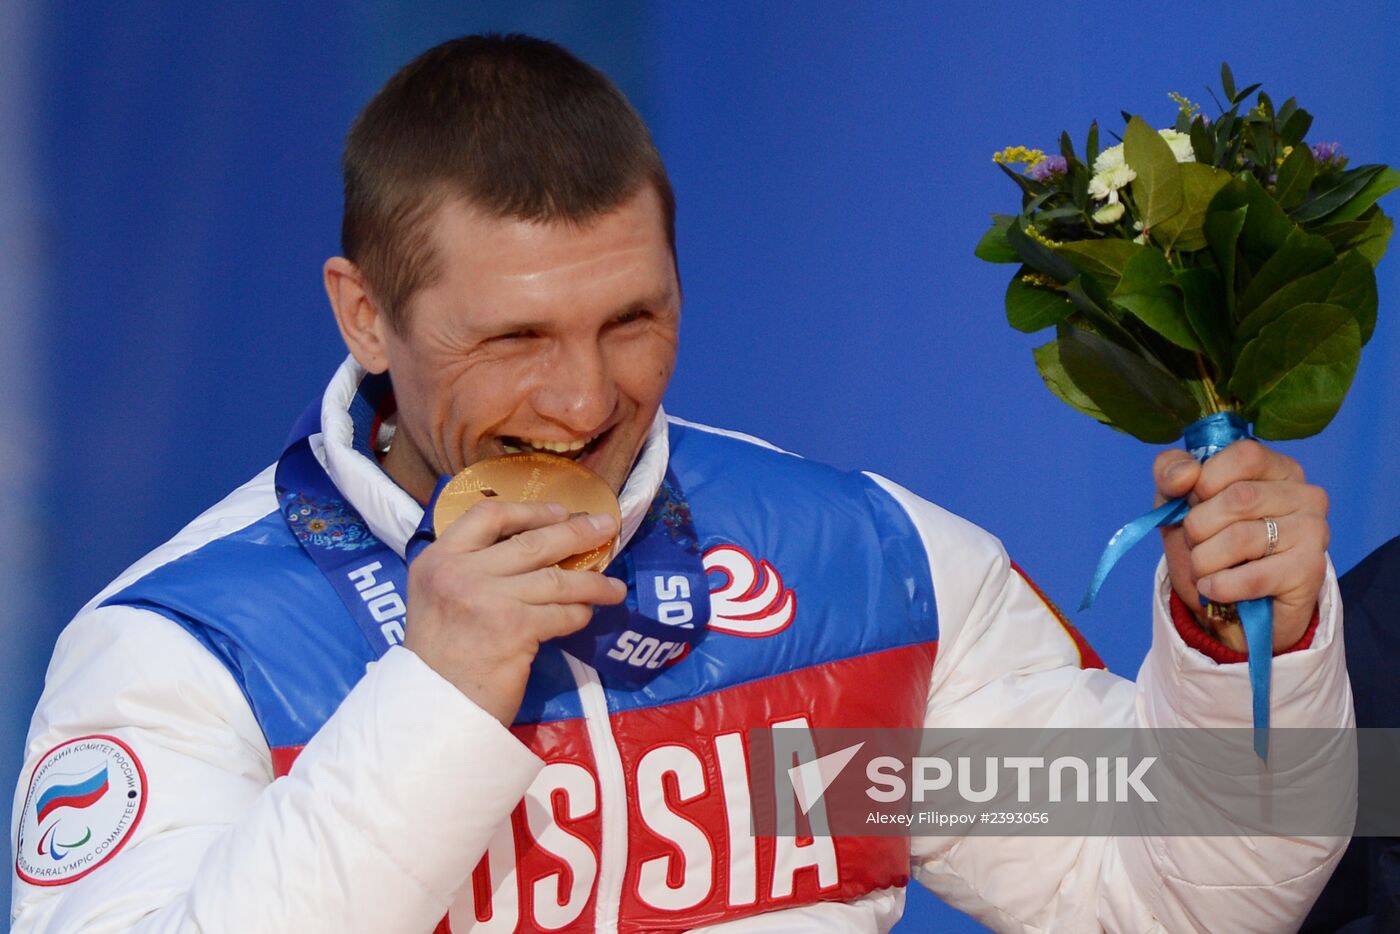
[{"x1": 1080, "y1": 412, "x2": 1273, "y2": 760}]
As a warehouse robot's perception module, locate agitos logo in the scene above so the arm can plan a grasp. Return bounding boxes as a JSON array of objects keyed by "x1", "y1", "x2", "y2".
[{"x1": 16, "y1": 735, "x2": 147, "y2": 886}]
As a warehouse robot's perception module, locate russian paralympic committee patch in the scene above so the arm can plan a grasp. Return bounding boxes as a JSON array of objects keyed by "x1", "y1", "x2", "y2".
[{"x1": 15, "y1": 735, "x2": 147, "y2": 886}]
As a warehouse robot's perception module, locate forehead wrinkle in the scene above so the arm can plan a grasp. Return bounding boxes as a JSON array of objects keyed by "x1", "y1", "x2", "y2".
[{"x1": 492, "y1": 240, "x2": 662, "y2": 287}]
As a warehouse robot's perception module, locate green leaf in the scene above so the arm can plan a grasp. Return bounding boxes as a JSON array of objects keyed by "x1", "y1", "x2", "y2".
[
  {"x1": 1279, "y1": 108, "x2": 1313, "y2": 147},
  {"x1": 1326, "y1": 166, "x2": 1400, "y2": 224},
  {"x1": 1220, "y1": 62, "x2": 1237, "y2": 102},
  {"x1": 1005, "y1": 217, "x2": 1078, "y2": 283},
  {"x1": 1062, "y1": 274, "x2": 1138, "y2": 349},
  {"x1": 1339, "y1": 250, "x2": 1380, "y2": 345},
  {"x1": 1111, "y1": 249, "x2": 1201, "y2": 351},
  {"x1": 975, "y1": 215, "x2": 1021, "y2": 263},
  {"x1": 1155, "y1": 163, "x2": 1233, "y2": 252},
  {"x1": 1237, "y1": 250, "x2": 1378, "y2": 346},
  {"x1": 1203, "y1": 181, "x2": 1250, "y2": 313},
  {"x1": 1237, "y1": 228, "x2": 1336, "y2": 320},
  {"x1": 1057, "y1": 323, "x2": 1200, "y2": 443},
  {"x1": 1034, "y1": 206, "x2": 1087, "y2": 224},
  {"x1": 1054, "y1": 239, "x2": 1144, "y2": 279},
  {"x1": 1235, "y1": 173, "x2": 1298, "y2": 269},
  {"x1": 1085, "y1": 121, "x2": 1100, "y2": 170},
  {"x1": 1355, "y1": 225, "x2": 1394, "y2": 265},
  {"x1": 1229, "y1": 303, "x2": 1361, "y2": 440},
  {"x1": 1069, "y1": 157, "x2": 1090, "y2": 208},
  {"x1": 1314, "y1": 211, "x2": 1393, "y2": 261},
  {"x1": 1292, "y1": 164, "x2": 1385, "y2": 223},
  {"x1": 1033, "y1": 338, "x2": 1109, "y2": 424},
  {"x1": 1214, "y1": 111, "x2": 1238, "y2": 161},
  {"x1": 1176, "y1": 266, "x2": 1233, "y2": 376},
  {"x1": 1232, "y1": 82, "x2": 1263, "y2": 105},
  {"x1": 1273, "y1": 144, "x2": 1317, "y2": 210},
  {"x1": 996, "y1": 160, "x2": 1048, "y2": 202},
  {"x1": 1005, "y1": 270, "x2": 1075, "y2": 333},
  {"x1": 1189, "y1": 115, "x2": 1213, "y2": 164},
  {"x1": 1247, "y1": 121, "x2": 1274, "y2": 170},
  {"x1": 1059, "y1": 130, "x2": 1077, "y2": 164},
  {"x1": 1124, "y1": 116, "x2": 1184, "y2": 231}
]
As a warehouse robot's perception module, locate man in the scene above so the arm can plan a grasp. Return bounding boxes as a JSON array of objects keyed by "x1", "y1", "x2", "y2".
[
  {"x1": 10, "y1": 34, "x2": 1348, "y2": 933},
  {"x1": 1304, "y1": 534, "x2": 1400, "y2": 933}
]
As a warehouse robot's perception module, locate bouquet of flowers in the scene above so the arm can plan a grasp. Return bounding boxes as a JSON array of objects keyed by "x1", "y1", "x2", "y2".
[
  {"x1": 977, "y1": 64, "x2": 1396, "y2": 443},
  {"x1": 979, "y1": 66, "x2": 1397, "y2": 755}
]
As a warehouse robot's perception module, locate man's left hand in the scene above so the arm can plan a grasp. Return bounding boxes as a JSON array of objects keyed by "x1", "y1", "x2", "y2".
[{"x1": 1155, "y1": 440, "x2": 1329, "y2": 653}]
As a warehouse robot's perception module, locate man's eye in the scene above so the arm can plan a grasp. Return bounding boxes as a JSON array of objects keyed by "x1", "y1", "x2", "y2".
[
  {"x1": 493, "y1": 329, "x2": 538, "y2": 342},
  {"x1": 613, "y1": 309, "x2": 650, "y2": 326}
]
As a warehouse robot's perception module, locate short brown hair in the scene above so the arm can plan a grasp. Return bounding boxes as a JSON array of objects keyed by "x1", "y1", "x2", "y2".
[{"x1": 341, "y1": 34, "x2": 676, "y2": 328}]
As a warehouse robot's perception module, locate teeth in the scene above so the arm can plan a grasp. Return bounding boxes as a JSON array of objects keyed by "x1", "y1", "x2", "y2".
[{"x1": 505, "y1": 435, "x2": 597, "y2": 455}]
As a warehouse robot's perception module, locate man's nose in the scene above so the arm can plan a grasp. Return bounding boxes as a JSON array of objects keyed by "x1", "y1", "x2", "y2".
[{"x1": 533, "y1": 343, "x2": 616, "y2": 431}]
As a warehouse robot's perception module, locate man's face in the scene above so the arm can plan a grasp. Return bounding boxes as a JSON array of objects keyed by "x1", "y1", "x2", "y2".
[{"x1": 374, "y1": 186, "x2": 680, "y2": 502}]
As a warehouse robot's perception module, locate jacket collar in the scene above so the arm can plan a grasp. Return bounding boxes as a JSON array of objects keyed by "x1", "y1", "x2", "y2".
[{"x1": 317, "y1": 356, "x2": 669, "y2": 558}]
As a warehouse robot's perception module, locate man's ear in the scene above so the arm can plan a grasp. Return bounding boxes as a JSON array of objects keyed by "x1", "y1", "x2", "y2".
[{"x1": 324, "y1": 257, "x2": 391, "y2": 374}]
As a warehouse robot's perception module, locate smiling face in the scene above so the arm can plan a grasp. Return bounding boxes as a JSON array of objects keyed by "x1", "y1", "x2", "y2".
[{"x1": 330, "y1": 185, "x2": 680, "y2": 503}]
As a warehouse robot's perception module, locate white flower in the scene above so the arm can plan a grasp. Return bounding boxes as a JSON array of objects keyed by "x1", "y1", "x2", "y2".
[
  {"x1": 1093, "y1": 143, "x2": 1125, "y2": 175},
  {"x1": 1158, "y1": 128, "x2": 1196, "y2": 163},
  {"x1": 1088, "y1": 163, "x2": 1136, "y2": 201},
  {"x1": 1093, "y1": 201, "x2": 1126, "y2": 224},
  {"x1": 1094, "y1": 130, "x2": 1195, "y2": 181}
]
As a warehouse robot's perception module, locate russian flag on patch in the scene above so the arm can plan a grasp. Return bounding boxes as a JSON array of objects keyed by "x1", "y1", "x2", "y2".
[{"x1": 35, "y1": 765, "x2": 110, "y2": 823}]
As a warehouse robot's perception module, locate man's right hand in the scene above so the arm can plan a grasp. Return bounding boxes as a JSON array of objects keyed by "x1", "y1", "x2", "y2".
[{"x1": 404, "y1": 500, "x2": 625, "y2": 725}]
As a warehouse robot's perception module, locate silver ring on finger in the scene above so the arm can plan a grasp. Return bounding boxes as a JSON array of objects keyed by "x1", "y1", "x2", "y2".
[{"x1": 1262, "y1": 516, "x2": 1279, "y2": 557}]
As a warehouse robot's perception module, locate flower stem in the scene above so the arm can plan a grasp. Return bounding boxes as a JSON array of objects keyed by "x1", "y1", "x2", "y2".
[{"x1": 1195, "y1": 353, "x2": 1227, "y2": 413}]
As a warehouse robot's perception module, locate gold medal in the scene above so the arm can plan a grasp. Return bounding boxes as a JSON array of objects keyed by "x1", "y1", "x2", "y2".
[{"x1": 432, "y1": 452, "x2": 621, "y2": 572}]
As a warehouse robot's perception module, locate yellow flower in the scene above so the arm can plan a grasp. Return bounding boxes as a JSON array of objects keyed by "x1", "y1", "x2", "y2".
[
  {"x1": 1020, "y1": 271, "x2": 1056, "y2": 288},
  {"x1": 1023, "y1": 224, "x2": 1061, "y2": 247},
  {"x1": 1168, "y1": 92, "x2": 1201, "y2": 118},
  {"x1": 992, "y1": 146, "x2": 1047, "y2": 167}
]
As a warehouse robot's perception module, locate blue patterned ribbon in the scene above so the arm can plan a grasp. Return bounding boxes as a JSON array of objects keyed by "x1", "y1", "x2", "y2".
[{"x1": 1081, "y1": 412, "x2": 1272, "y2": 759}]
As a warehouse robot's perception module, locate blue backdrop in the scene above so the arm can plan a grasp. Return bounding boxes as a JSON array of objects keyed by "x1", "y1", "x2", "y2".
[{"x1": 5, "y1": 2, "x2": 1398, "y2": 931}]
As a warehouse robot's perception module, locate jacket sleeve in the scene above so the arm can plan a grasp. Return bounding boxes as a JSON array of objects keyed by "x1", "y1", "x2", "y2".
[
  {"x1": 10, "y1": 605, "x2": 543, "y2": 933},
  {"x1": 868, "y1": 474, "x2": 1354, "y2": 934}
]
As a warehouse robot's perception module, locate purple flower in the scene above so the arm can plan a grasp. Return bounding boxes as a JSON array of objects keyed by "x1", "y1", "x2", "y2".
[
  {"x1": 1311, "y1": 141, "x2": 1345, "y2": 166},
  {"x1": 1029, "y1": 155, "x2": 1068, "y2": 182}
]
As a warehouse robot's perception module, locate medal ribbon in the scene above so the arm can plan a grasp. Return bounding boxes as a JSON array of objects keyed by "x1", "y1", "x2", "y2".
[
  {"x1": 1080, "y1": 412, "x2": 1272, "y2": 759},
  {"x1": 558, "y1": 474, "x2": 711, "y2": 685},
  {"x1": 277, "y1": 394, "x2": 709, "y2": 686},
  {"x1": 276, "y1": 397, "x2": 411, "y2": 656}
]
